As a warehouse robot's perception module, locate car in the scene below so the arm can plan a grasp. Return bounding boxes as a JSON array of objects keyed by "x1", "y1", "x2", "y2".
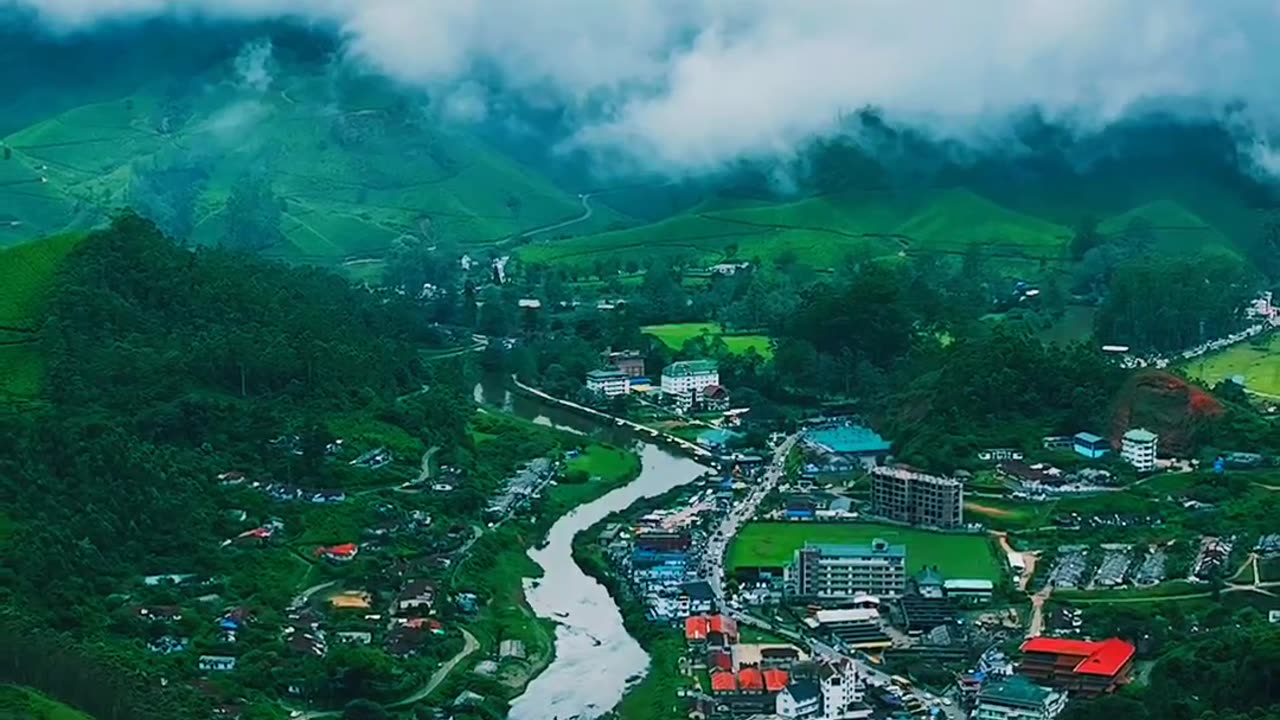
[{"x1": 942, "y1": 699, "x2": 953, "y2": 706}]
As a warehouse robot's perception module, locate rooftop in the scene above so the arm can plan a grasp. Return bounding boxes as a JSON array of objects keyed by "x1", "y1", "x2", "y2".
[
  {"x1": 586, "y1": 369, "x2": 627, "y2": 380},
  {"x1": 807, "y1": 540, "x2": 906, "y2": 559},
  {"x1": 1123, "y1": 428, "x2": 1158, "y2": 443},
  {"x1": 784, "y1": 679, "x2": 821, "y2": 703},
  {"x1": 663, "y1": 359, "x2": 719, "y2": 377},
  {"x1": 979, "y1": 676, "x2": 1055, "y2": 709},
  {"x1": 944, "y1": 578, "x2": 995, "y2": 591},
  {"x1": 1073, "y1": 431, "x2": 1104, "y2": 444},
  {"x1": 1021, "y1": 637, "x2": 1135, "y2": 677},
  {"x1": 805, "y1": 422, "x2": 892, "y2": 455},
  {"x1": 711, "y1": 671, "x2": 737, "y2": 692},
  {"x1": 737, "y1": 667, "x2": 764, "y2": 691}
]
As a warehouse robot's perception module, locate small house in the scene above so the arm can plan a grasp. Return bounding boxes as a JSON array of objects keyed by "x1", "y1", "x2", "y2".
[{"x1": 198, "y1": 655, "x2": 237, "y2": 673}]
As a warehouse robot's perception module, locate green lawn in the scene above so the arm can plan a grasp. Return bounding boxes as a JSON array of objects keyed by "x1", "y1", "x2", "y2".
[
  {"x1": 546, "y1": 444, "x2": 641, "y2": 514},
  {"x1": 728, "y1": 521, "x2": 1002, "y2": 580},
  {"x1": 642, "y1": 322, "x2": 773, "y2": 358},
  {"x1": 0, "y1": 686, "x2": 91, "y2": 720},
  {"x1": 1184, "y1": 335, "x2": 1280, "y2": 396},
  {"x1": 963, "y1": 496, "x2": 1053, "y2": 530}
]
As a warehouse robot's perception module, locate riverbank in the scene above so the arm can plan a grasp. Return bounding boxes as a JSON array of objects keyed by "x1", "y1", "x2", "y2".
[{"x1": 570, "y1": 483, "x2": 702, "y2": 720}]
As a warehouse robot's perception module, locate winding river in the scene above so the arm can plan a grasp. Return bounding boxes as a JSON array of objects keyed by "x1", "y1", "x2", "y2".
[{"x1": 473, "y1": 379, "x2": 709, "y2": 720}]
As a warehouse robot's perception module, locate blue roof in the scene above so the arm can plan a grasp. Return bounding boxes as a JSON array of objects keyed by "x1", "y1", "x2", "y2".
[
  {"x1": 1073, "y1": 432, "x2": 1104, "y2": 444},
  {"x1": 805, "y1": 422, "x2": 891, "y2": 454},
  {"x1": 698, "y1": 428, "x2": 742, "y2": 446}
]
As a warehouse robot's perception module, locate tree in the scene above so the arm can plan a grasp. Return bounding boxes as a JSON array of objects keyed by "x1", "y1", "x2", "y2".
[
  {"x1": 342, "y1": 699, "x2": 389, "y2": 720},
  {"x1": 224, "y1": 170, "x2": 282, "y2": 251}
]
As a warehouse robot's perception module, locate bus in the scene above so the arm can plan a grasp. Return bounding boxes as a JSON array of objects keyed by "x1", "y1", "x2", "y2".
[{"x1": 890, "y1": 675, "x2": 913, "y2": 690}]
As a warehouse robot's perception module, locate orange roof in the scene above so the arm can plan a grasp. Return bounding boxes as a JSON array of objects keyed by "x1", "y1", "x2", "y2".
[
  {"x1": 315, "y1": 543, "x2": 359, "y2": 557},
  {"x1": 685, "y1": 616, "x2": 710, "y2": 641},
  {"x1": 737, "y1": 667, "x2": 764, "y2": 691},
  {"x1": 711, "y1": 671, "x2": 737, "y2": 692},
  {"x1": 708, "y1": 614, "x2": 738, "y2": 636},
  {"x1": 763, "y1": 668, "x2": 789, "y2": 692},
  {"x1": 1021, "y1": 637, "x2": 1135, "y2": 677}
]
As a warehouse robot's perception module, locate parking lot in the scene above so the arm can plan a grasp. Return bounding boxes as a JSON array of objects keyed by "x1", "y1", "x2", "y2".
[
  {"x1": 1048, "y1": 546, "x2": 1089, "y2": 589},
  {"x1": 1091, "y1": 545, "x2": 1132, "y2": 588},
  {"x1": 1133, "y1": 546, "x2": 1167, "y2": 586}
]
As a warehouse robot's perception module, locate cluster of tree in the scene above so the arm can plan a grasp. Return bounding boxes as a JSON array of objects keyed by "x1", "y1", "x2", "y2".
[
  {"x1": 1094, "y1": 253, "x2": 1260, "y2": 353},
  {"x1": 1062, "y1": 619, "x2": 1280, "y2": 720}
]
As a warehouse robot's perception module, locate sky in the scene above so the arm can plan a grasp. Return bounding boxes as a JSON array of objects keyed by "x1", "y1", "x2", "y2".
[{"x1": 9, "y1": 0, "x2": 1280, "y2": 174}]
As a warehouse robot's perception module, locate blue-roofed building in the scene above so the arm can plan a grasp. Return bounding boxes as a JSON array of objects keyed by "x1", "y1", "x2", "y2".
[
  {"x1": 698, "y1": 428, "x2": 743, "y2": 451},
  {"x1": 803, "y1": 420, "x2": 892, "y2": 469},
  {"x1": 1072, "y1": 432, "x2": 1109, "y2": 459}
]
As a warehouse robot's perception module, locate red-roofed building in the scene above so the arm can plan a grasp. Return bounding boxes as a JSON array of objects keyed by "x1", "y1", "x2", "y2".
[
  {"x1": 763, "y1": 668, "x2": 789, "y2": 693},
  {"x1": 685, "y1": 615, "x2": 710, "y2": 642},
  {"x1": 737, "y1": 667, "x2": 764, "y2": 693},
  {"x1": 1020, "y1": 637, "x2": 1135, "y2": 697},
  {"x1": 708, "y1": 648, "x2": 733, "y2": 672},
  {"x1": 711, "y1": 670, "x2": 738, "y2": 693},
  {"x1": 314, "y1": 543, "x2": 359, "y2": 562}
]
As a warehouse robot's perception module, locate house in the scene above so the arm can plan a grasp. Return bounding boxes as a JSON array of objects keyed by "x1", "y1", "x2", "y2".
[
  {"x1": 1019, "y1": 637, "x2": 1135, "y2": 697},
  {"x1": 700, "y1": 384, "x2": 731, "y2": 412},
  {"x1": 974, "y1": 675, "x2": 1067, "y2": 720},
  {"x1": 585, "y1": 368, "x2": 630, "y2": 397},
  {"x1": 977, "y1": 448, "x2": 1024, "y2": 462},
  {"x1": 763, "y1": 668, "x2": 790, "y2": 693},
  {"x1": 944, "y1": 578, "x2": 995, "y2": 605},
  {"x1": 225, "y1": 526, "x2": 275, "y2": 547},
  {"x1": 785, "y1": 498, "x2": 817, "y2": 521},
  {"x1": 143, "y1": 573, "x2": 197, "y2": 586},
  {"x1": 499, "y1": 639, "x2": 526, "y2": 659},
  {"x1": 309, "y1": 489, "x2": 347, "y2": 504},
  {"x1": 677, "y1": 580, "x2": 717, "y2": 616},
  {"x1": 711, "y1": 670, "x2": 738, "y2": 694},
  {"x1": 685, "y1": 614, "x2": 739, "y2": 645},
  {"x1": 147, "y1": 635, "x2": 189, "y2": 654},
  {"x1": 912, "y1": 567, "x2": 945, "y2": 599},
  {"x1": 198, "y1": 655, "x2": 237, "y2": 672},
  {"x1": 817, "y1": 657, "x2": 864, "y2": 719},
  {"x1": 287, "y1": 631, "x2": 328, "y2": 657},
  {"x1": 776, "y1": 680, "x2": 822, "y2": 719},
  {"x1": 350, "y1": 447, "x2": 392, "y2": 469},
  {"x1": 314, "y1": 543, "x2": 359, "y2": 562},
  {"x1": 396, "y1": 579, "x2": 436, "y2": 614},
  {"x1": 1041, "y1": 436, "x2": 1074, "y2": 452},
  {"x1": 217, "y1": 471, "x2": 246, "y2": 485},
  {"x1": 997, "y1": 461, "x2": 1062, "y2": 486},
  {"x1": 661, "y1": 360, "x2": 720, "y2": 408},
  {"x1": 737, "y1": 667, "x2": 765, "y2": 693},
  {"x1": 1120, "y1": 429, "x2": 1158, "y2": 473},
  {"x1": 335, "y1": 631, "x2": 373, "y2": 645},
  {"x1": 602, "y1": 349, "x2": 646, "y2": 378},
  {"x1": 329, "y1": 591, "x2": 373, "y2": 611},
  {"x1": 136, "y1": 606, "x2": 183, "y2": 622},
  {"x1": 1072, "y1": 432, "x2": 1109, "y2": 460}
]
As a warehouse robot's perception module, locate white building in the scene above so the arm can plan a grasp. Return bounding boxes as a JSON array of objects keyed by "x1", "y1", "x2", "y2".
[
  {"x1": 660, "y1": 360, "x2": 720, "y2": 407},
  {"x1": 776, "y1": 680, "x2": 823, "y2": 719},
  {"x1": 817, "y1": 657, "x2": 865, "y2": 720},
  {"x1": 586, "y1": 369, "x2": 630, "y2": 397},
  {"x1": 974, "y1": 676, "x2": 1067, "y2": 720},
  {"x1": 1120, "y1": 428, "x2": 1158, "y2": 473}
]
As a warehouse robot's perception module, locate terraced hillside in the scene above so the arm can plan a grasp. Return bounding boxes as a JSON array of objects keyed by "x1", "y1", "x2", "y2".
[
  {"x1": 0, "y1": 68, "x2": 618, "y2": 274},
  {"x1": 519, "y1": 168, "x2": 1267, "y2": 276}
]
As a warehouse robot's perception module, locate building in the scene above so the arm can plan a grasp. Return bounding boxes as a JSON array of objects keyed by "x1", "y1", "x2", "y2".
[
  {"x1": 396, "y1": 580, "x2": 436, "y2": 615},
  {"x1": 313, "y1": 543, "x2": 359, "y2": 562},
  {"x1": 585, "y1": 369, "x2": 630, "y2": 398},
  {"x1": 785, "y1": 540, "x2": 907, "y2": 600},
  {"x1": 700, "y1": 384, "x2": 732, "y2": 411},
  {"x1": 944, "y1": 578, "x2": 994, "y2": 605},
  {"x1": 913, "y1": 567, "x2": 945, "y2": 599},
  {"x1": 661, "y1": 360, "x2": 720, "y2": 408},
  {"x1": 602, "y1": 349, "x2": 646, "y2": 378},
  {"x1": 1019, "y1": 637, "x2": 1135, "y2": 698},
  {"x1": 803, "y1": 421, "x2": 893, "y2": 469},
  {"x1": 869, "y1": 465, "x2": 964, "y2": 528},
  {"x1": 974, "y1": 675, "x2": 1067, "y2": 720},
  {"x1": 198, "y1": 655, "x2": 237, "y2": 672},
  {"x1": 677, "y1": 580, "x2": 717, "y2": 617},
  {"x1": 776, "y1": 680, "x2": 822, "y2": 719},
  {"x1": 817, "y1": 657, "x2": 865, "y2": 720},
  {"x1": 1120, "y1": 429, "x2": 1158, "y2": 472},
  {"x1": 685, "y1": 614, "x2": 739, "y2": 646},
  {"x1": 1072, "y1": 432, "x2": 1109, "y2": 460},
  {"x1": 802, "y1": 608, "x2": 891, "y2": 650}
]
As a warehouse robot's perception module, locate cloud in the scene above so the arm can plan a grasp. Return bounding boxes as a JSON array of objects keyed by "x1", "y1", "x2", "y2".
[
  {"x1": 9, "y1": 0, "x2": 1280, "y2": 174},
  {"x1": 233, "y1": 38, "x2": 275, "y2": 94}
]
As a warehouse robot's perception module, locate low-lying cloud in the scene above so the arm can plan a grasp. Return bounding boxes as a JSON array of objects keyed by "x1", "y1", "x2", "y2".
[{"x1": 10, "y1": 0, "x2": 1280, "y2": 174}]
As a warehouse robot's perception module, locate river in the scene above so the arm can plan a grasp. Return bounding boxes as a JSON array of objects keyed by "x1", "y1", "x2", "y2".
[{"x1": 474, "y1": 378, "x2": 709, "y2": 720}]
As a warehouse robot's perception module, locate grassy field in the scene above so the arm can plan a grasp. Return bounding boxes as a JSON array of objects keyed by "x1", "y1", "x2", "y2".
[
  {"x1": 545, "y1": 444, "x2": 641, "y2": 515},
  {"x1": 964, "y1": 497, "x2": 1053, "y2": 530},
  {"x1": 1184, "y1": 335, "x2": 1280, "y2": 396},
  {"x1": 642, "y1": 322, "x2": 773, "y2": 358},
  {"x1": 0, "y1": 686, "x2": 91, "y2": 720},
  {"x1": 727, "y1": 521, "x2": 1002, "y2": 580},
  {"x1": 0, "y1": 233, "x2": 83, "y2": 399}
]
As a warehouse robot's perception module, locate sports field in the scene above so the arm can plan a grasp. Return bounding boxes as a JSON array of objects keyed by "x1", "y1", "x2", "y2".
[
  {"x1": 642, "y1": 322, "x2": 773, "y2": 358},
  {"x1": 1184, "y1": 335, "x2": 1280, "y2": 396},
  {"x1": 727, "y1": 521, "x2": 1001, "y2": 580}
]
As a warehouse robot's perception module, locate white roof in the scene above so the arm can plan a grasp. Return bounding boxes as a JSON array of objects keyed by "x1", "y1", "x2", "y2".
[
  {"x1": 944, "y1": 579, "x2": 995, "y2": 591},
  {"x1": 812, "y1": 608, "x2": 880, "y2": 625}
]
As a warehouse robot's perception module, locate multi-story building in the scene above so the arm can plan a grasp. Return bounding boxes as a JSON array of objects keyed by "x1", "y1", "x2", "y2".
[
  {"x1": 869, "y1": 465, "x2": 964, "y2": 528},
  {"x1": 661, "y1": 360, "x2": 719, "y2": 408},
  {"x1": 585, "y1": 369, "x2": 630, "y2": 397},
  {"x1": 974, "y1": 675, "x2": 1067, "y2": 720},
  {"x1": 785, "y1": 540, "x2": 907, "y2": 601},
  {"x1": 1019, "y1": 637, "x2": 1135, "y2": 698},
  {"x1": 602, "y1": 349, "x2": 646, "y2": 378},
  {"x1": 1120, "y1": 428, "x2": 1158, "y2": 472}
]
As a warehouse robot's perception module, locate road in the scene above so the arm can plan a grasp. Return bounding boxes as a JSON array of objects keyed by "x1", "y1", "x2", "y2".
[{"x1": 700, "y1": 433, "x2": 964, "y2": 720}]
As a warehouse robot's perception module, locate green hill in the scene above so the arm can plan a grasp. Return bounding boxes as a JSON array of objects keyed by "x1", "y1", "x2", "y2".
[
  {"x1": 0, "y1": 233, "x2": 83, "y2": 399},
  {"x1": 1097, "y1": 199, "x2": 1239, "y2": 257},
  {"x1": 0, "y1": 686, "x2": 91, "y2": 720},
  {"x1": 0, "y1": 69, "x2": 616, "y2": 275}
]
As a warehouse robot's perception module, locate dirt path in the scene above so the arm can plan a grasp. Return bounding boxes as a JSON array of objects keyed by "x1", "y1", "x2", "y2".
[
  {"x1": 993, "y1": 531, "x2": 1038, "y2": 591},
  {"x1": 388, "y1": 628, "x2": 480, "y2": 710}
]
